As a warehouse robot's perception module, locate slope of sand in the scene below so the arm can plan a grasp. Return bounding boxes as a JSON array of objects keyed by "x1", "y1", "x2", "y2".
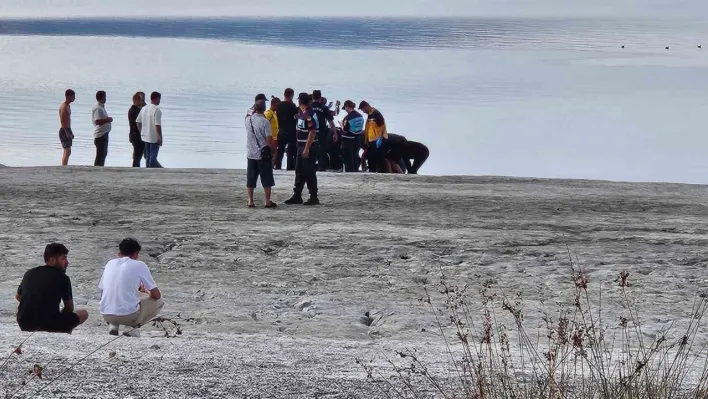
[{"x1": 1, "y1": 167, "x2": 708, "y2": 397}]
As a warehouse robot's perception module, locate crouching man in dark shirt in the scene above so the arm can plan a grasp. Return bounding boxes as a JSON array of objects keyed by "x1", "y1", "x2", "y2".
[{"x1": 15, "y1": 243, "x2": 89, "y2": 333}]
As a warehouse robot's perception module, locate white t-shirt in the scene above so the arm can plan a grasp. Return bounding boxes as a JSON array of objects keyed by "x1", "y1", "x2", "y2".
[
  {"x1": 137, "y1": 104, "x2": 162, "y2": 144},
  {"x1": 91, "y1": 103, "x2": 111, "y2": 138},
  {"x1": 98, "y1": 257, "x2": 158, "y2": 316}
]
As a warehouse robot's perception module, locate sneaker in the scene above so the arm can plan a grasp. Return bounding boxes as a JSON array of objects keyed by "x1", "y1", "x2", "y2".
[
  {"x1": 303, "y1": 197, "x2": 320, "y2": 206},
  {"x1": 108, "y1": 324, "x2": 119, "y2": 336},
  {"x1": 123, "y1": 328, "x2": 141, "y2": 338},
  {"x1": 284, "y1": 195, "x2": 303, "y2": 205}
]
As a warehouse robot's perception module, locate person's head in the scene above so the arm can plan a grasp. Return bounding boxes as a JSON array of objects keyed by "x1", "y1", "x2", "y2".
[
  {"x1": 65, "y1": 89, "x2": 75, "y2": 104},
  {"x1": 298, "y1": 92, "x2": 311, "y2": 107},
  {"x1": 321, "y1": 97, "x2": 328, "y2": 105},
  {"x1": 254, "y1": 93, "x2": 267, "y2": 107},
  {"x1": 150, "y1": 91, "x2": 161, "y2": 105},
  {"x1": 284, "y1": 88, "x2": 294, "y2": 100},
  {"x1": 118, "y1": 238, "x2": 142, "y2": 260},
  {"x1": 270, "y1": 96, "x2": 281, "y2": 111},
  {"x1": 343, "y1": 100, "x2": 356, "y2": 112},
  {"x1": 96, "y1": 90, "x2": 106, "y2": 104},
  {"x1": 253, "y1": 101, "x2": 266, "y2": 114},
  {"x1": 132, "y1": 92, "x2": 143, "y2": 107},
  {"x1": 358, "y1": 101, "x2": 372, "y2": 113},
  {"x1": 312, "y1": 90, "x2": 322, "y2": 102},
  {"x1": 44, "y1": 243, "x2": 69, "y2": 270},
  {"x1": 137, "y1": 91, "x2": 146, "y2": 106}
]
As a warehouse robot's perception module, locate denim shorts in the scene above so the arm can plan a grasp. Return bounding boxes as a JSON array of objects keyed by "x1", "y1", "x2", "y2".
[{"x1": 247, "y1": 158, "x2": 275, "y2": 188}]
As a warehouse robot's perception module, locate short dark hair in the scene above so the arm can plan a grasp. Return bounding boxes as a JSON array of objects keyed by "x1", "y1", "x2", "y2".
[
  {"x1": 298, "y1": 92, "x2": 311, "y2": 106},
  {"x1": 358, "y1": 101, "x2": 370, "y2": 109},
  {"x1": 254, "y1": 101, "x2": 266, "y2": 113},
  {"x1": 270, "y1": 96, "x2": 281, "y2": 105},
  {"x1": 150, "y1": 92, "x2": 161, "y2": 101},
  {"x1": 255, "y1": 93, "x2": 267, "y2": 102},
  {"x1": 284, "y1": 88, "x2": 294, "y2": 98},
  {"x1": 119, "y1": 238, "x2": 142, "y2": 257},
  {"x1": 343, "y1": 100, "x2": 356, "y2": 109},
  {"x1": 312, "y1": 90, "x2": 322, "y2": 100},
  {"x1": 65, "y1": 89, "x2": 75, "y2": 97},
  {"x1": 44, "y1": 243, "x2": 69, "y2": 263},
  {"x1": 96, "y1": 90, "x2": 106, "y2": 101}
]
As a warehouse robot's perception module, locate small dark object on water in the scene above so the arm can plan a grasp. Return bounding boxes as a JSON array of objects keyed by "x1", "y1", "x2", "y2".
[
  {"x1": 699, "y1": 45, "x2": 702, "y2": 49},
  {"x1": 665, "y1": 46, "x2": 670, "y2": 50},
  {"x1": 400, "y1": 254, "x2": 411, "y2": 260},
  {"x1": 621, "y1": 45, "x2": 625, "y2": 48}
]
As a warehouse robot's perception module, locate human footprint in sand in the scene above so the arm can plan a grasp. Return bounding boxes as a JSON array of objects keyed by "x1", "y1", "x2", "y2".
[{"x1": 98, "y1": 238, "x2": 164, "y2": 337}]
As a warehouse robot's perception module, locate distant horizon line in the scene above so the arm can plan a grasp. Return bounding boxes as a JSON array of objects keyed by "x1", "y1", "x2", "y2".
[{"x1": 0, "y1": 15, "x2": 700, "y2": 21}]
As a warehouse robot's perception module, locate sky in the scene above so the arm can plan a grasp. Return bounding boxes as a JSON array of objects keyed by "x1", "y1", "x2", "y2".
[{"x1": 0, "y1": 0, "x2": 705, "y2": 18}]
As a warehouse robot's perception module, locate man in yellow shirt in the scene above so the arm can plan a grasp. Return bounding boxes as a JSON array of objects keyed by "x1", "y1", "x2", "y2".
[
  {"x1": 265, "y1": 97, "x2": 280, "y2": 166},
  {"x1": 359, "y1": 101, "x2": 388, "y2": 173}
]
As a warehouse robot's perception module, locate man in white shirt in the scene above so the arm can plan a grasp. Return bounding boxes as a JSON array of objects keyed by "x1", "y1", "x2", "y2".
[
  {"x1": 136, "y1": 91, "x2": 163, "y2": 168},
  {"x1": 98, "y1": 238, "x2": 164, "y2": 337},
  {"x1": 91, "y1": 91, "x2": 113, "y2": 167}
]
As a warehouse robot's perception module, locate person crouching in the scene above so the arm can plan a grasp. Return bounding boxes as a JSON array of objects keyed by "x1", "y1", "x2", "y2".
[{"x1": 98, "y1": 238, "x2": 164, "y2": 337}]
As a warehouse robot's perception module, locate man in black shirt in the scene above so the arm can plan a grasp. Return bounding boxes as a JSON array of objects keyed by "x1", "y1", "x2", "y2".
[
  {"x1": 403, "y1": 141, "x2": 430, "y2": 174},
  {"x1": 276, "y1": 88, "x2": 300, "y2": 170},
  {"x1": 15, "y1": 243, "x2": 89, "y2": 333},
  {"x1": 311, "y1": 90, "x2": 338, "y2": 171}
]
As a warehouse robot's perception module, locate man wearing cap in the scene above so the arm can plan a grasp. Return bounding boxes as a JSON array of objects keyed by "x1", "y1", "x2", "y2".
[
  {"x1": 285, "y1": 93, "x2": 320, "y2": 206},
  {"x1": 311, "y1": 90, "x2": 337, "y2": 171},
  {"x1": 359, "y1": 101, "x2": 388, "y2": 173},
  {"x1": 246, "y1": 93, "x2": 268, "y2": 119},
  {"x1": 340, "y1": 100, "x2": 365, "y2": 172}
]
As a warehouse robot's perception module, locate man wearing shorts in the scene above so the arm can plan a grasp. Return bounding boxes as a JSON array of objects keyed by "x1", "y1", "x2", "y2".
[
  {"x1": 59, "y1": 89, "x2": 75, "y2": 166},
  {"x1": 245, "y1": 101, "x2": 277, "y2": 208},
  {"x1": 15, "y1": 243, "x2": 89, "y2": 333}
]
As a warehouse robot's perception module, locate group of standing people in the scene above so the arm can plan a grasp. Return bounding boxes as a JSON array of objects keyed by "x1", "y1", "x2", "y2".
[
  {"x1": 244, "y1": 88, "x2": 430, "y2": 207},
  {"x1": 58, "y1": 89, "x2": 165, "y2": 168}
]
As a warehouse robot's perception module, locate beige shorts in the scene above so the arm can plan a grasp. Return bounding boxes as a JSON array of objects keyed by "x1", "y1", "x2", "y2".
[{"x1": 102, "y1": 293, "x2": 164, "y2": 327}]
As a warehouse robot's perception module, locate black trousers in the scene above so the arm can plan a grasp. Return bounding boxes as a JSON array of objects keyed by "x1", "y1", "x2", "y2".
[
  {"x1": 317, "y1": 130, "x2": 331, "y2": 171},
  {"x1": 277, "y1": 131, "x2": 296, "y2": 170},
  {"x1": 94, "y1": 133, "x2": 109, "y2": 166},
  {"x1": 341, "y1": 138, "x2": 360, "y2": 172},
  {"x1": 406, "y1": 147, "x2": 430, "y2": 174},
  {"x1": 367, "y1": 143, "x2": 385, "y2": 173},
  {"x1": 130, "y1": 134, "x2": 144, "y2": 167},
  {"x1": 328, "y1": 134, "x2": 343, "y2": 171},
  {"x1": 293, "y1": 145, "x2": 319, "y2": 198}
]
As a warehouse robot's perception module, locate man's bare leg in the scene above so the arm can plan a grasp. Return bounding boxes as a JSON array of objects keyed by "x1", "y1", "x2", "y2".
[
  {"x1": 264, "y1": 187, "x2": 272, "y2": 206},
  {"x1": 247, "y1": 187, "x2": 255, "y2": 207},
  {"x1": 62, "y1": 148, "x2": 71, "y2": 166}
]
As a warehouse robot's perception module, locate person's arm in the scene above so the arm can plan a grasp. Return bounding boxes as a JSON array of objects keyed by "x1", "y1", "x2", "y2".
[
  {"x1": 303, "y1": 114, "x2": 317, "y2": 158},
  {"x1": 265, "y1": 120, "x2": 276, "y2": 151},
  {"x1": 61, "y1": 275, "x2": 74, "y2": 313},
  {"x1": 155, "y1": 109, "x2": 163, "y2": 146},
  {"x1": 139, "y1": 264, "x2": 161, "y2": 300},
  {"x1": 15, "y1": 283, "x2": 21, "y2": 302},
  {"x1": 135, "y1": 108, "x2": 143, "y2": 133}
]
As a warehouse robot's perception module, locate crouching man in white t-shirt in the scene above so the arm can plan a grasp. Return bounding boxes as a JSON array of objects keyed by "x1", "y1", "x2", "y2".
[{"x1": 98, "y1": 238, "x2": 164, "y2": 337}]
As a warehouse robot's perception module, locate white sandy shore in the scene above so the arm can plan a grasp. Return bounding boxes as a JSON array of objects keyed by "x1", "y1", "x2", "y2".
[{"x1": 1, "y1": 167, "x2": 707, "y2": 398}]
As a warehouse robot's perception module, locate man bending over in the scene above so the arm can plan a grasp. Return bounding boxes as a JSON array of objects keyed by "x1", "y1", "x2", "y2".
[
  {"x1": 16, "y1": 243, "x2": 89, "y2": 333},
  {"x1": 99, "y1": 238, "x2": 164, "y2": 337}
]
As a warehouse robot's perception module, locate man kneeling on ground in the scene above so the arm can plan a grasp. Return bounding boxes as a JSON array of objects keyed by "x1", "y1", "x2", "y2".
[
  {"x1": 16, "y1": 243, "x2": 89, "y2": 333},
  {"x1": 99, "y1": 238, "x2": 164, "y2": 337}
]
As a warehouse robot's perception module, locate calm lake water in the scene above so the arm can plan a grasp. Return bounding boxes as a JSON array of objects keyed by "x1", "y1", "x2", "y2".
[{"x1": 0, "y1": 17, "x2": 707, "y2": 182}]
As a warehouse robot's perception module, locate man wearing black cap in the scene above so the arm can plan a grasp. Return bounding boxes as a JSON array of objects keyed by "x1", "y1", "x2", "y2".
[
  {"x1": 246, "y1": 93, "x2": 268, "y2": 119},
  {"x1": 340, "y1": 100, "x2": 365, "y2": 172},
  {"x1": 311, "y1": 90, "x2": 337, "y2": 171},
  {"x1": 359, "y1": 101, "x2": 388, "y2": 173},
  {"x1": 285, "y1": 92, "x2": 321, "y2": 205}
]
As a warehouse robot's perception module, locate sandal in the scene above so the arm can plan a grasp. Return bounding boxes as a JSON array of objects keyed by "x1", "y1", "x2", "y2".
[{"x1": 265, "y1": 202, "x2": 278, "y2": 208}]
